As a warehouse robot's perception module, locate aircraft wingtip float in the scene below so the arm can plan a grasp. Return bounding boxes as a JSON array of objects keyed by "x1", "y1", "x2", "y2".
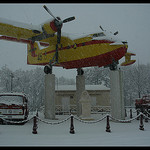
[{"x1": 0, "y1": 5, "x2": 136, "y2": 74}]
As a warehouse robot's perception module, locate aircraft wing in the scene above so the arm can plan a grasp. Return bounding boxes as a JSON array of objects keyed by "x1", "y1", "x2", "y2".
[
  {"x1": 0, "y1": 17, "x2": 73, "y2": 45},
  {"x1": 0, "y1": 17, "x2": 42, "y2": 40}
]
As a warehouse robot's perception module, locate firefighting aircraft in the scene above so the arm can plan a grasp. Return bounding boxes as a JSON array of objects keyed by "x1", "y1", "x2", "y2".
[{"x1": 0, "y1": 5, "x2": 136, "y2": 74}]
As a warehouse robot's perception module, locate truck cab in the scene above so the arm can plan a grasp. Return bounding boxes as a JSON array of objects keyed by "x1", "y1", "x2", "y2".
[{"x1": 0, "y1": 92, "x2": 29, "y2": 123}]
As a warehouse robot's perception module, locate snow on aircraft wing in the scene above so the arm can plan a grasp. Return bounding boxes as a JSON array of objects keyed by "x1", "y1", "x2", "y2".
[
  {"x1": 0, "y1": 17, "x2": 42, "y2": 40},
  {"x1": 0, "y1": 17, "x2": 74, "y2": 45}
]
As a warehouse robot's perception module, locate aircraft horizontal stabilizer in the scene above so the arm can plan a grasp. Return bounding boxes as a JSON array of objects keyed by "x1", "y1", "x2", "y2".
[{"x1": 121, "y1": 52, "x2": 136, "y2": 66}]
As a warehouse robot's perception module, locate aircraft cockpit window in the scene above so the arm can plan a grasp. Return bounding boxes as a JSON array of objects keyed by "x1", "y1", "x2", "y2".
[{"x1": 93, "y1": 32, "x2": 105, "y2": 38}]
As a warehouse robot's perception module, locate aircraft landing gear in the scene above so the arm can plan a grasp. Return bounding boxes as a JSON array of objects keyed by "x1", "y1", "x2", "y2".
[
  {"x1": 77, "y1": 68, "x2": 84, "y2": 75},
  {"x1": 44, "y1": 64, "x2": 52, "y2": 74},
  {"x1": 109, "y1": 61, "x2": 118, "y2": 70},
  {"x1": 104, "y1": 59, "x2": 119, "y2": 71}
]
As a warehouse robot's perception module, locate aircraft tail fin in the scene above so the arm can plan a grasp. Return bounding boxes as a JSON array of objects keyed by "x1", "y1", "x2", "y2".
[{"x1": 121, "y1": 52, "x2": 136, "y2": 66}]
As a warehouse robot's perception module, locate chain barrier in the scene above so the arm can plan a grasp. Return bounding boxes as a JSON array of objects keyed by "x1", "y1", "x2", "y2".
[
  {"x1": 109, "y1": 113, "x2": 142, "y2": 123},
  {"x1": 1, "y1": 111, "x2": 150, "y2": 134},
  {"x1": 142, "y1": 112, "x2": 150, "y2": 120},
  {"x1": 37, "y1": 115, "x2": 71, "y2": 125},
  {"x1": 73, "y1": 114, "x2": 108, "y2": 124},
  {"x1": 144, "y1": 110, "x2": 150, "y2": 117},
  {"x1": 0, "y1": 112, "x2": 149, "y2": 125}
]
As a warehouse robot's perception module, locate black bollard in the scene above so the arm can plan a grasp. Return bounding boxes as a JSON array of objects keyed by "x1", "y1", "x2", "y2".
[
  {"x1": 125, "y1": 108, "x2": 127, "y2": 117},
  {"x1": 139, "y1": 113, "x2": 144, "y2": 131},
  {"x1": 36, "y1": 110, "x2": 39, "y2": 117},
  {"x1": 106, "y1": 115, "x2": 111, "y2": 132},
  {"x1": 130, "y1": 108, "x2": 132, "y2": 119},
  {"x1": 32, "y1": 116, "x2": 38, "y2": 134},
  {"x1": 70, "y1": 115, "x2": 75, "y2": 134}
]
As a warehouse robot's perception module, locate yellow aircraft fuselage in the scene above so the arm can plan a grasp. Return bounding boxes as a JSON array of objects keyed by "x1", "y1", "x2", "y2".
[{"x1": 26, "y1": 32, "x2": 128, "y2": 69}]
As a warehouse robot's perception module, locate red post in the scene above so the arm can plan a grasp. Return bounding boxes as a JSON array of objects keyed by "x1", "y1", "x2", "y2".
[
  {"x1": 70, "y1": 115, "x2": 75, "y2": 134},
  {"x1": 106, "y1": 115, "x2": 111, "y2": 132},
  {"x1": 32, "y1": 116, "x2": 38, "y2": 134}
]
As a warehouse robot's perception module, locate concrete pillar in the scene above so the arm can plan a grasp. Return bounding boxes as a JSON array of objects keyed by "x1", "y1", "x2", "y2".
[
  {"x1": 76, "y1": 75, "x2": 85, "y2": 117},
  {"x1": 44, "y1": 74, "x2": 55, "y2": 119},
  {"x1": 110, "y1": 69, "x2": 125, "y2": 120}
]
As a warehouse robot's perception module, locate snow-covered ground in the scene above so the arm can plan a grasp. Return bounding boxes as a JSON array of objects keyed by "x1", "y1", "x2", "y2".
[{"x1": 0, "y1": 111, "x2": 150, "y2": 146}]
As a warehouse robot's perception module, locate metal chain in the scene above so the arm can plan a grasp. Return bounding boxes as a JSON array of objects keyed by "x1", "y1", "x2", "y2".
[
  {"x1": 1, "y1": 112, "x2": 149, "y2": 125},
  {"x1": 73, "y1": 114, "x2": 108, "y2": 124},
  {"x1": 37, "y1": 115, "x2": 71, "y2": 125},
  {"x1": 142, "y1": 112, "x2": 150, "y2": 120},
  {"x1": 108, "y1": 113, "x2": 141, "y2": 123},
  {"x1": 144, "y1": 110, "x2": 150, "y2": 117}
]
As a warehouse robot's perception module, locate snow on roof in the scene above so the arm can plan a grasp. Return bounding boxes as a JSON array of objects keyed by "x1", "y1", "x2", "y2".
[
  {"x1": 0, "y1": 92, "x2": 26, "y2": 97},
  {"x1": 56, "y1": 85, "x2": 110, "y2": 91}
]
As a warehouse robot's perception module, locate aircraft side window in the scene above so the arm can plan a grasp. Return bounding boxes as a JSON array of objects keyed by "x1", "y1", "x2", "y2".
[{"x1": 93, "y1": 32, "x2": 105, "y2": 38}]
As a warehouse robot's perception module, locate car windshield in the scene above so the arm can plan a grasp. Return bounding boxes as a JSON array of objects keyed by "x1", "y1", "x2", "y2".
[{"x1": 0, "y1": 95, "x2": 23, "y2": 105}]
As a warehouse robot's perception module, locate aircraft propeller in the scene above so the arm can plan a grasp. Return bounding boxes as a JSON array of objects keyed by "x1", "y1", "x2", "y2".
[
  {"x1": 43, "y1": 5, "x2": 75, "y2": 62},
  {"x1": 99, "y1": 25, "x2": 118, "y2": 35}
]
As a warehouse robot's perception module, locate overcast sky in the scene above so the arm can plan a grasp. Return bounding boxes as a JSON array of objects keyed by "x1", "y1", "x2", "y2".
[{"x1": 0, "y1": 3, "x2": 150, "y2": 79}]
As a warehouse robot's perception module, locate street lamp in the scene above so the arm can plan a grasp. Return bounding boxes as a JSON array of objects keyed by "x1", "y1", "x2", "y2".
[{"x1": 10, "y1": 72, "x2": 14, "y2": 92}]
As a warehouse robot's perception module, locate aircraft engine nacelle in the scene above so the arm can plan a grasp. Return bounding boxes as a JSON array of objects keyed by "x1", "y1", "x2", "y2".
[
  {"x1": 42, "y1": 18, "x2": 63, "y2": 35},
  {"x1": 30, "y1": 18, "x2": 63, "y2": 42}
]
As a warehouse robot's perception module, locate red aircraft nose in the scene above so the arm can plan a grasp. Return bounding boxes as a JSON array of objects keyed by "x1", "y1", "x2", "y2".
[{"x1": 50, "y1": 17, "x2": 63, "y2": 32}]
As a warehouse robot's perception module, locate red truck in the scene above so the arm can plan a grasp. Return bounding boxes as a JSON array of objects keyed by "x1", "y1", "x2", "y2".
[
  {"x1": 135, "y1": 95, "x2": 150, "y2": 110},
  {"x1": 0, "y1": 92, "x2": 29, "y2": 124}
]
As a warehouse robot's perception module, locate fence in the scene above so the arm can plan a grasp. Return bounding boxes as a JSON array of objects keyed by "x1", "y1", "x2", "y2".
[
  {"x1": 1, "y1": 110, "x2": 150, "y2": 134},
  {"x1": 55, "y1": 105, "x2": 111, "y2": 115},
  {"x1": 30, "y1": 111, "x2": 150, "y2": 134},
  {"x1": 55, "y1": 105, "x2": 137, "y2": 115}
]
